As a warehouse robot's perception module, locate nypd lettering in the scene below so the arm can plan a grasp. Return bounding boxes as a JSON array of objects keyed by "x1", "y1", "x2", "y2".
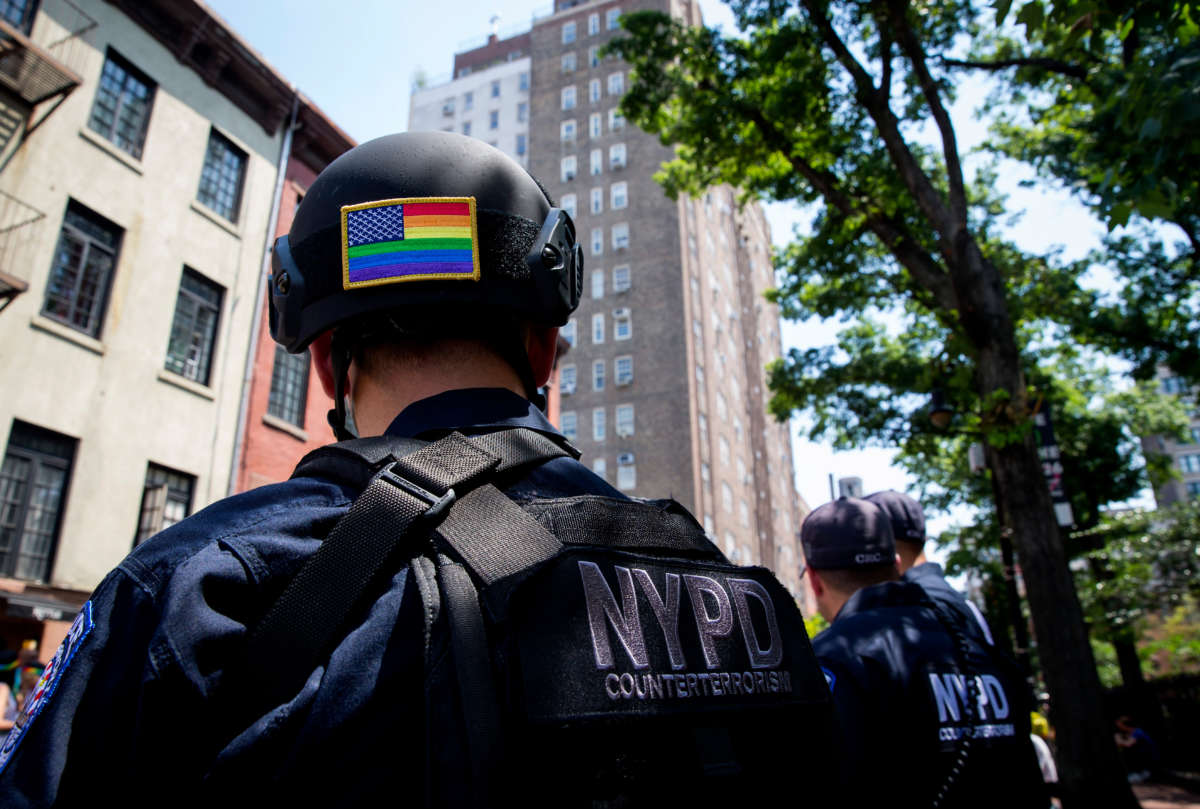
[
  {"x1": 927, "y1": 671, "x2": 1016, "y2": 747},
  {"x1": 579, "y1": 560, "x2": 789, "y2": 703}
]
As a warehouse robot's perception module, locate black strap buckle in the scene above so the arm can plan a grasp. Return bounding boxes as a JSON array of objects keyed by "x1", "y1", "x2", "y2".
[{"x1": 379, "y1": 464, "x2": 457, "y2": 522}]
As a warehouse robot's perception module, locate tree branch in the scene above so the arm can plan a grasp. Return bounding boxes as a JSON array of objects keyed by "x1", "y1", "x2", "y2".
[
  {"x1": 941, "y1": 56, "x2": 1089, "y2": 81},
  {"x1": 885, "y1": 0, "x2": 968, "y2": 226}
]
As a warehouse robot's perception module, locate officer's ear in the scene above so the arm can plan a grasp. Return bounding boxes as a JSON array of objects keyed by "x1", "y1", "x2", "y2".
[
  {"x1": 808, "y1": 568, "x2": 826, "y2": 599},
  {"x1": 525, "y1": 325, "x2": 560, "y2": 388},
  {"x1": 311, "y1": 332, "x2": 339, "y2": 399}
]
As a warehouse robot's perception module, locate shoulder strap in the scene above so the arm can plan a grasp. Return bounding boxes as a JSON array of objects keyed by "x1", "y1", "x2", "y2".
[{"x1": 242, "y1": 428, "x2": 571, "y2": 714}]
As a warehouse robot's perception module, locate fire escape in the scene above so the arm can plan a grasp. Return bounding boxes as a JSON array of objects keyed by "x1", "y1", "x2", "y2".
[{"x1": 0, "y1": 0, "x2": 93, "y2": 311}]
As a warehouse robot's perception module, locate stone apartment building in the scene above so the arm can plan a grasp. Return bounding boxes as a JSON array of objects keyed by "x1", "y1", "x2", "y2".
[
  {"x1": 408, "y1": 0, "x2": 811, "y2": 606},
  {"x1": 0, "y1": 0, "x2": 341, "y2": 655}
]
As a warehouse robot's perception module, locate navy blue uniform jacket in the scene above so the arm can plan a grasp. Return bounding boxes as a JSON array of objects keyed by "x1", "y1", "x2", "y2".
[
  {"x1": 813, "y1": 580, "x2": 1045, "y2": 808},
  {"x1": 0, "y1": 389, "x2": 620, "y2": 807},
  {"x1": 904, "y1": 561, "x2": 996, "y2": 646}
]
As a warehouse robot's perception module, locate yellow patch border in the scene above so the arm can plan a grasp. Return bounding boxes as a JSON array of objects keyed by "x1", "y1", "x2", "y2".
[{"x1": 340, "y1": 196, "x2": 482, "y2": 290}]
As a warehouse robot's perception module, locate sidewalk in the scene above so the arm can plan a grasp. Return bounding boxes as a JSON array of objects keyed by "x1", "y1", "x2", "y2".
[{"x1": 1136, "y1": 783, "x2": 1200, "y2": 809}]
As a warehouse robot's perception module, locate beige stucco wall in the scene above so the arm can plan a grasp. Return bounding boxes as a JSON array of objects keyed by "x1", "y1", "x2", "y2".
[{"x1": 0, "y1": 0, "x2": 282, "y2": 591}]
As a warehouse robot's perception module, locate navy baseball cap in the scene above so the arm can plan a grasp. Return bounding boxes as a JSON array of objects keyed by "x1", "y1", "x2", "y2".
[
  {"x1": 864, "y1": 490, "x2": 926, "y2": 545},
  {"x1": 800, "y1": 497, "x2": 896, "y2": 570}
]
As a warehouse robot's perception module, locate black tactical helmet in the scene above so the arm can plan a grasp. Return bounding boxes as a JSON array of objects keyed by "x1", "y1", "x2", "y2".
[
  {"x1": 268, "y1": 131, "x2": 582, "y2": 439},
  {"x1": 269, "y1": 131, "x2": 582, "y2": 354}
]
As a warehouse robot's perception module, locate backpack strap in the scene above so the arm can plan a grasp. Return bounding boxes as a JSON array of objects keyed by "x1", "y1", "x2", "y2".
[{"x1": 242, "y1": 428, "x2": 572, "y2": 713}]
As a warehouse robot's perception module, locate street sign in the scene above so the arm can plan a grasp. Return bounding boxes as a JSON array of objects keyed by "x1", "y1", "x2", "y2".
[{"x1": 1033, "y1": 404, "x2": 1075, "y2": 527}]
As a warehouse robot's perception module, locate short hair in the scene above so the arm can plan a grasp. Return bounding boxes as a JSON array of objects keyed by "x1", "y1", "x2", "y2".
[{"x1": 816, "y1": 564, "x2": 899, "y2": 596}]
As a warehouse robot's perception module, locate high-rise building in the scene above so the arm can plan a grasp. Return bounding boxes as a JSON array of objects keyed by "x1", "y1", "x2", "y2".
[
  {"x1": 1145, "y1": 368, "x2": 1200, "y2": 505},
  {"x1": 408, "y1": 29, "x2": 532, "y2": 167},
  {"x1": 412, "y1": 0, "x2": 812, "y2": 607}
]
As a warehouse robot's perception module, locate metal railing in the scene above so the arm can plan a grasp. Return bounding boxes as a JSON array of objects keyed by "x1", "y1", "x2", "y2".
[{"x1": 0, "y1": 188, "x2": 45, "y2": 311}]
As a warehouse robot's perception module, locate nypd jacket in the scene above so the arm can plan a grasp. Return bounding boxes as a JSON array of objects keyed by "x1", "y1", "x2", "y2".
[
  {"x1": 813, "y1": 580, "x2": 1045, "y2": 809},
  {"x1": 0, "y1": 388, "x2": 626, "y2": 807},
  {"x1": 904, "y1": 561, "x2": 996, "y2": 646}
]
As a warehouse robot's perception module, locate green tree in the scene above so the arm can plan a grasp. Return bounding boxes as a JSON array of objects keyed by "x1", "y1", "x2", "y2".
[
  {"x1": 609, "y1": 2, "x2": 1157, "y2": 804},
  {"x1": 958, "y1": 1, "x2": 1200, "y2": 380}
]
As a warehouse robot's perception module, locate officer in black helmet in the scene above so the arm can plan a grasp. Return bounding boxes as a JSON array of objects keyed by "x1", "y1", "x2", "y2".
[
  {"x1": 802, "y1": 497, "x2": 1046, "y2": 808},
  {"x1": 0, "y1": 132, "x2": 834, "y2": 807}
]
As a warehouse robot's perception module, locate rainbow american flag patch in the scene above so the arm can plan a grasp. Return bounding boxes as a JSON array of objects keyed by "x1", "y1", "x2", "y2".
[{"x1": 340, "y1": 197, "x2": 482, "y2": 289}]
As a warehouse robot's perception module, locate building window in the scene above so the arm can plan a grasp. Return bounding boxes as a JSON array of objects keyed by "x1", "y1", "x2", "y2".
[
  {"x1": 1188, "y1": 480, "x2": 1200, "y2": 497},
  {"x1": 1163, "y1": 376, "x2": 1189, "y2": 395},
  {"x1": 0, "y1": 421, "x2": 76, "y2": 582},
  {"x1": 612, "y1": 222, "x2": 629, "y2": 250},
  {"x1": 462, "y1": 121, "x2": 472, "y2": 136},
  {"x1": 588, "y1": 12, "x2": 600, "y2": 34},
  {"x1": 701, "y1": 462, "x2": 711, "y2": 482},
  {"x1": 611, "y1": 181, "x2": 628, "y2": 209},
  {"x1": 591, "y1": 186, "x2": 604, "y2": 214},
  {"x1": 561, "y1": 86, "x2": 577, "y2": 110},
  {"x1": 0, "y1": 0, "x2": 37, "y2": 34},
  {"x1": 593, "y1": 407, "x2": 607, "y2": 441},
  {"x1": 42, "y1": 202, "x2": 121, "y2": 338},
  {"x1": 616, "y1": 404, "x2": 634, "y2": 436},
  {"x1": 592, "y1": 312, "x2": 605, "y2": 343},
  {"x1": 719, "y1": 436, "x2": 730, "y2": 465},
  {"x1": 561, "y1": 119, "x2": 577, "y2": 142},
  {"x1": 560, "y1": 364, "x2": 577, "y2": 395},
  {"x1": 490, "y1": 79, "x2": 500, "y2": 98},
  {"x1": 740, "y1": 500, "x2": 750, "y2": 527},
  {"x1": 561, "y1": 193, "x2": 577, "y2": 219},
  {"x1": 615, "y1": 354, "x2": 633, "y2": 385},
  {"x1": 613, "y1": 310, "x2": 631, "y2": 340},
  {"x1": 442, "y1": 97, "x2": 456, "y2": 116},
  {"x1": 1191, "y1": 426, "x2": 1200, "y2": 445},
  {"x1": 589, "y1": 45, "x2": 601, "y2": 67},
  {"x1": 562, "y1": 318, "x2": 577, "y2": 346},
  {"x1": 591, "y1": 227, "x2": 603, "y2": 256},
  {"x1": 519, "y1": 72, "x2": 529, "y2": 91},
  {"x1": 88, "y1": 50, "x2": 155, "y2": 160},
  {"x1": 164, "y1": 268, "x2": 223, "y2": 385},
  {"x1": 561, "y1": 155, "x2": 577, "y2": 182},
  {"x1": 722, "y1": 482, "x2": 733, "y2": 512},
  {"x1": 1181, "y1": 454, "x2": 1200, "y2": 474},
  {"x1": 593, "y1": 359, "x2": 606, "y2": 391},
  {"x1": 589, "y1": 78, "x2": 601, "y2": 104},
  {"x1": 561, "y1": 410, "x2": 578, "y2": 441},
  {"x1": 267, "y1": 345, "x2": 310, "y2": 427},
  {"x1": 717, "y1": 392, "x2": 728, "y2": 421},
  {"x1": 563, "y1": 20, "x2": 577, "y2": 43},
  {"x1": 489, "y1": 110, "x2": 499, "y2": 129},
  {"x1": 562, "y1": 52, "x2": 576, "y2": 72},
  {"x1": 704, "y1": 514, "x2": 715, "y2": 537},
  {"x1": 613, "y1": 264, "x2": 631, "y2": 292},
  {"x1": 516, "y1": 133, "x2": 527, "y2": 156},
  {"x1": 590, "y1": 112, "x2": 602, "y2": 138},
  {"x1": 610, "y1": 142, "x2": 626, "y2": 168},
  {"x1": 464, "y1": 91, "x2": 474, "y2": 110},
  {"x1": 197, "y1": 129, "x2": 247, "y2": 222},
  {"x1": 591, "y1": 269, "x2": 605, "y2": 299},
  {"x1": 607, "y1": 7, "x2": 621, "y2": 29},
  {"x1": 699, "y1": 413, "x2": 708, "y2": 443},
  {"x1": 617, "y1": 455, "x2": 636, "y2": 490},
  {"x1": 696, "y1": 363, "x2": 705, "y2": 384},
  {"x1": 608, "y1": 108, "x2": 625, "y2": 131},
  {"x1": 592, "y1": 457, "x2": 607, "y2": 479},
  {"x1": 590, "y1": 149, "x2": 602, "y2": 175},
  {"x1": 517, "y1": 101, "x2": 528, "y2": 122},
  {"x1": 608, "y1": 72, "x2": 625, "y2": 96},
  {"x1": 135, "y1": 463, "x2": 195, "y2": 545}
]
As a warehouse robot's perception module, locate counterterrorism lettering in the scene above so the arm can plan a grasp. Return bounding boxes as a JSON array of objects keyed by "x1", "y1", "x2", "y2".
[{"x1": 927, "y1": 671, "x2": 1016, "y2": 745}]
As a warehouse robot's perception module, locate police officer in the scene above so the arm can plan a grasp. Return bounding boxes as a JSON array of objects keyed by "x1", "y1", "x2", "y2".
[
  {"x1": 0, "y1": 132, "x2": 615, "y2": 805},
  {"x1": 802, "y1": 497, "x2": 1045, "y2": 808},
  {"x1": 0, "y1": 132, "x2": 831, "y2": 807},
  {"x1": 865, "y1": 489, "x2": 996, "y2": 646}
]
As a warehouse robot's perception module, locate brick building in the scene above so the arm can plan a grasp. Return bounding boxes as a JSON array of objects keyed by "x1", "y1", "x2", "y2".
[{"x1": 412, "y1": 0, "x2": 812, "y2": 607}]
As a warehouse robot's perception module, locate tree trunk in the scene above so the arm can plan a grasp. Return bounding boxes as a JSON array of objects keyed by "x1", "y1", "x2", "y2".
[{"x1": 959, "y1": 242, "x2": 1137, "y2": 808}]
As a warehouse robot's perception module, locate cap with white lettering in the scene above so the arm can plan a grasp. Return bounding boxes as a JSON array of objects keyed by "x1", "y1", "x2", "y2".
[
  {"x1": 800, "y1": 497, "x2": 896, "y2": 570},
  {"x1": 864, "y1": 490, "x2": 926, "y2": 546}
]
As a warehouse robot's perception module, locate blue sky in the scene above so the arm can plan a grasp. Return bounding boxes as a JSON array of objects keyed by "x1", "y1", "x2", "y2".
[{"x1": 204, "y1": 0, "x2": 1119, "y2": 532}]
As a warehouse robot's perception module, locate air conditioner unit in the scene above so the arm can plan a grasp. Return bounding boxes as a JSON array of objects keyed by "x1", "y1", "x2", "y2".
[
  {"x1": 565, "y1": 171, "x2": 576, "y2": 181},
  {"x1": 615, "y1": 376, "x2": 632, "y2": 387},
  {"x1": 617, "y1": 452, "x2": 635, "y2": 465},
  {"x1": 616, "y1": 426, "x2": 633, "y2": 438},
  {"x1": 612, "y1": 307, "x2": 631, "y2": 319},
  {"x1": 561, "y1": 382, "x2": 576, "y2": 395}
]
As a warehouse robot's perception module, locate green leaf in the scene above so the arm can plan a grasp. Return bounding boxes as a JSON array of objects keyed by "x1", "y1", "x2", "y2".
[
  {"x1": 1016, "y1": 1, "x2": 1044, "y2": 31},
  {"x1": 995, "y1": 0, "x2": 1015, "y2": 25}
]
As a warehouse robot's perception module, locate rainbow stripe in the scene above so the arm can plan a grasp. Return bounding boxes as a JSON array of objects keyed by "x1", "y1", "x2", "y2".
[{"x1": 340, "y1": 198, "x2": 481, "y2": 288}]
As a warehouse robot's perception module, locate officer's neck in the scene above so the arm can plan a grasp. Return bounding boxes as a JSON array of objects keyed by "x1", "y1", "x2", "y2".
[
  {"x1": 896, "y1": 542, "x2": 927, "y2": 574},
  {"x1": 348, "y1": 359, "x2": 526, "y2": 437}
]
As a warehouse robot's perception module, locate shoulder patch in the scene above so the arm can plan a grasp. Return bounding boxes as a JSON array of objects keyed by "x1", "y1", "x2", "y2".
[
  {"x1": 821, "y1": 666, "x2": 836, "y2": 693},
  {"x1": 0, "y1": 601, "x2": 95, "y2": 774}
]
